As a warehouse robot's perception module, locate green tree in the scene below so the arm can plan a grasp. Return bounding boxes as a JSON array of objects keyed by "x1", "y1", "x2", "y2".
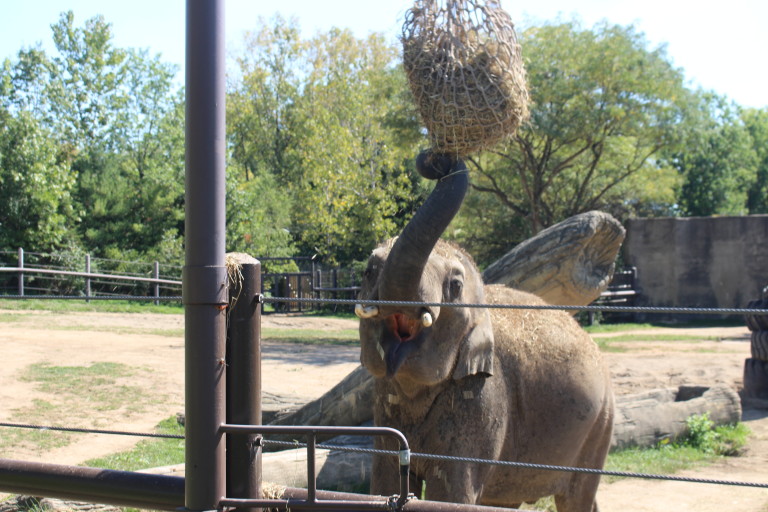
[
  {"x1": 0, "y1": 110, "x2": 76, "y2": 251},
  {"x1": 743, "y1": 108, "x2": 768, "y2": 214},
  {"x1": 290, "y1": 29, "x2": 421, "y2": 263},
  {"x1": 44, "y1": 12, "x2": 185, "y2": 259},
  {"x1": 228, "y1": 15, "x2": 304, "y2": 185},
  {"x1": 672, "y1": 93, "x2": 757, "y2": 216},
  {"x1": 228, "y1": 20, "x2": 424, "y2": 264},
  {"x1": 46, "y1": 11, "x2": 128, "y2": 152},
  {"x1": 455, "y1": 21, "x2": 688, "y2": 265},
  {"x1": 227, "y1": 16, "x2": 305, "y2": 262}
]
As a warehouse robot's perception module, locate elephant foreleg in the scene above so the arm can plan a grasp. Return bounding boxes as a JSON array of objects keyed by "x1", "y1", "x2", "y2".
[{"x1": 423, "y1": 461, "x2": 489, "y2": 504}]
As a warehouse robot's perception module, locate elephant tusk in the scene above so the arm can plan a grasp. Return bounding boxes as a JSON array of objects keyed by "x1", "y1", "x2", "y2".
[
  {"x1": 421, "y1": 311, "x2": 433, "y2": 328},
  {"x1": 355, "y1": 304, "x2": 380, "y2": 319}
]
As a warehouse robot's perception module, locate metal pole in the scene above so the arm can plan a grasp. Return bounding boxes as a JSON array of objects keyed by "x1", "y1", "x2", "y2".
[
  {"x1": 17, "y1": 248, "x2": 23, "y2": 296},
  {"x1": 0, "y1": 459, "x2": 184, "y2": 511},
  {"x1": 185, "y1": 0, "x2": 228, "y2": 510},
  {"x1": 85, "y1": 254, "x2": 91, "y2": 302},
  {"x1": 154, "y1": 261, "x2": 161, "y2": 306},
  {"x1": 226, "y1": 253, "x2": 262, "y2": 511}
]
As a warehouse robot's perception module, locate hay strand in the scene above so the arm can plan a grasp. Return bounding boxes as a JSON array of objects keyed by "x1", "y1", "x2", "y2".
[{"x1": 402, "y1": 0, "x2": 529, "y2": 156}]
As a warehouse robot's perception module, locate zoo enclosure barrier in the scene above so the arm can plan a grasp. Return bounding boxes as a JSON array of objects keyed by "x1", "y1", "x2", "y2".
[
  {"x1": 0, "y1": 248, "x2": 640, "y2": 314},
  {"x1": 0, "y1": 249, "x2": 363, "y2": 311},
  {"x1": 2, "y1": 284, "x2": 768, "y2": 512}
]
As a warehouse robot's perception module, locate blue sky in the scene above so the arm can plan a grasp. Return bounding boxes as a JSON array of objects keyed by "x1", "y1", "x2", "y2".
[{"x1": 1, "y1": 0, "x2": 766, "y2": 108}]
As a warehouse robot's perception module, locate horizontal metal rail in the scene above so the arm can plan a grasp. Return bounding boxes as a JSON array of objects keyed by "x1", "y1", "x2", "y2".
[
  {"x1": 0, "y1": 295, "x2": 183, "y2": 301},
  {"x1": 0, "y1": 267, "x2": 182, "y2": 286},
  {"x1": 220, "y1": 424, "x2": 411, "y2": 510},
  {"x1": 0, "y1": 458, "x2": 184, "y2": 511}
]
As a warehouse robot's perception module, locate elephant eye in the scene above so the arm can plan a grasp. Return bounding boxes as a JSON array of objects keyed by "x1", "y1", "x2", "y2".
[{"x1": 448, "y1": 278, "x2": 463, "y2": 301}]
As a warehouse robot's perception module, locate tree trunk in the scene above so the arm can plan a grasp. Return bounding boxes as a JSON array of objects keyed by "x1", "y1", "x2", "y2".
[
  {"x1": 482, "y1": 210, "x2": 625, "y2": 306},
  {"x1": 611, "y1": 385, "x2": 741, "y2": 450}
]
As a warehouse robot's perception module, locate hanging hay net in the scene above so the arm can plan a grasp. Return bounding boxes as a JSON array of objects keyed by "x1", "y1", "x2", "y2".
[{"x1": 402, "y1": 0, "x2": 529, "y2": 156}]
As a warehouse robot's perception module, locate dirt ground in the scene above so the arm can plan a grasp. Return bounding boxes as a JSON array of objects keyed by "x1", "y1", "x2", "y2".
[{"x1": 0, "y1": 310, "x2": 767, "y2": 511}]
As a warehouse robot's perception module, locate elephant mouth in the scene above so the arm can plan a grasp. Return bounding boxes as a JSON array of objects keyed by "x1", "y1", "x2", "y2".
[{"x1": 381, "y1": 313, "x2": 426, "y2": 377}]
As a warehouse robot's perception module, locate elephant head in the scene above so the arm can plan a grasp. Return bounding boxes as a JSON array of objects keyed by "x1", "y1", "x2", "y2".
[{"x1": 356, "y1": 152, "x2": 494, "y2": 396}]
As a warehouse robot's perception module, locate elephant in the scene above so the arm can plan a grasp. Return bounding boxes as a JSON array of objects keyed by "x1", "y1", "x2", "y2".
[{"x1": 355, "y1": 152, "x2": 615, "y2": 512}]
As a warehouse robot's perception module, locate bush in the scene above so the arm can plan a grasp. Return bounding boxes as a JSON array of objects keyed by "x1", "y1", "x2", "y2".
[{"x1": 682, "y1": 413, "x2": 750, "y2": 456}]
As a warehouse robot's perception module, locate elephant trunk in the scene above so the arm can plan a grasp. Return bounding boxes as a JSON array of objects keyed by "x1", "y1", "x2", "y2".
[{"x1": 380, "y1": 152, "x2": 469, "y2": 303}]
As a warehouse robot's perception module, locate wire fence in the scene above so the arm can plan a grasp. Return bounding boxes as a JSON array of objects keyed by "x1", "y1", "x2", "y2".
[
  {"x1": 1, "y1": 292, "x2": 767, "y2": 496},
  {"x1": 1, "y1": 421, "x2": 766, "y2": 490}
]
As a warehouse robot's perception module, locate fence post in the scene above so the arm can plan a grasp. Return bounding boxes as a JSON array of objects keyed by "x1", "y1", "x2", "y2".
[
  {"x1": 154, "y1": 261, "x2": 160, "y2": 306},
  {"x1": 226, "y1": 253, "x2": 262, "y2": 510},
  {"x1": 85, "y1": 254, "x2": 91, "y2": 302},
  {"x1": 184, "y1": 0, "x2": 227, "y2": 509},
  {"x1": 17, "y1": 248, "x2": 24, "y2": 297}
]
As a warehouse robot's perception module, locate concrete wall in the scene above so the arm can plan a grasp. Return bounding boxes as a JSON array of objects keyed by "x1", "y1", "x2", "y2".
[{"x1": 624, "y1": 216, "x2": 768, "y2": 319}]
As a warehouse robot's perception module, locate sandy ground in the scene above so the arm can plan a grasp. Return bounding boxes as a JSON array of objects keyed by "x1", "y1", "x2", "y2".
[{"x1": 0, "y1": 310, "x2": 766, "y2": 511}]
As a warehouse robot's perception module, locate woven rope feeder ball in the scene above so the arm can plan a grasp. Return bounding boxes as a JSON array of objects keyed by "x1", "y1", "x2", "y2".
[{"x1": 402, "y1": 0, "x2": 529, "y2": 160}]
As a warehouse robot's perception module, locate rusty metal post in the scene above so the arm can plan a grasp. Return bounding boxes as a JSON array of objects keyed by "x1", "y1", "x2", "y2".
[
  {"x1": 226, "y1": 254, "x2": 262, "y2": 511},
  {"x1": 184, "y1": 0, "x2": 228, "y2": 510},
  {"x1": 0, "y1": 459, "x2": 184, "y2": 511}
]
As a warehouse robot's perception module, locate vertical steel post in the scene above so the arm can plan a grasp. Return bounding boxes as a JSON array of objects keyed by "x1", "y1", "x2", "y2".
[
  {"x1": 184, "y1": 0, "x2": 228, "y2": 510},
  {"x1": 17, "y1": 248, "x2": 23, "y2": 297},
  {"x1": 154, "y1": 261, "x2": 161, "y2": 305},
  {"x1": 85, "y1": 254, "x2": 91, "y2": 302},
  {"x1": 226, "y1": 254, "x2": 262, "y2": 511}
]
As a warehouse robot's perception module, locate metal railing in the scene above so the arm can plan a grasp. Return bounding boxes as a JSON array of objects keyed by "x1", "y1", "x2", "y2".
[{"x1": 1, "y1": 249, "x2": 366, "y2": 311}]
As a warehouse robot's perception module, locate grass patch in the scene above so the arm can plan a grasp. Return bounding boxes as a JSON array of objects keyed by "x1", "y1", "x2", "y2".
[
  {"x1": 0, "y1": 400, "x2": 74, "y2": 452},
  {"x1": 598, "y1": 334, "x2": 721, "y2": 343},
  {"x1": 85, "y1": 416, "x2": 185, "y2": 471},
  {"x1": 21, "y1": 362, "x2": 150, "y2": 413},
  {"x1": 1, "y1": 362, "x2": 159, "y2": 455},
  {"x1": 583, "y1": 323, "x2": 656, "y2": 334},
  {"x1": 0, "y1": 298, "x2": 183, "y2": 314},
  {"x1": 594, "y1": 333, "x2": 725, "y2": 353},
  {"x1": 262, "y1": 327, "x2": 359, "y2": 346},
  {"x1": 606, "y1": 417, "x2": 750, "y2": 483}
]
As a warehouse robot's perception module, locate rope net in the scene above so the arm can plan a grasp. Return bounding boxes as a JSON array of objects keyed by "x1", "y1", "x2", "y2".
[{"x1": 402, "y1": 0, "x2": 529, "y2": 156}]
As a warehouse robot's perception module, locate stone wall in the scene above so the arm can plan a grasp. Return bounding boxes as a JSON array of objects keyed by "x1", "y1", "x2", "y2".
[{"x1": 624, "y1": 215, "x2": 768, "y2": 320}]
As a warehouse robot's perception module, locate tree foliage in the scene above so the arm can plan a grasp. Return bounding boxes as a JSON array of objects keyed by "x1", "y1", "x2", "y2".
[
  {"x1": 228, "y1": 19, "x2": 423, "y2": 264},
  {"x1": 0, "y1": 110, "x2": 76, "y2": 251},
  {"x1": 670, "y1": 93, "x2": 758, "y2": 216},
  {"x1": 1, "y1": 11, "x2": 185, "y2": 261},
  {"x1": 743, "y1": 108, "x2": 768, "y2": 214},
  {"x1": 453, "y1": 21, "x2": 688, "y2": 265},
  {"x1": 1, "y1": 11, "x2": 765, "y2": 269}
]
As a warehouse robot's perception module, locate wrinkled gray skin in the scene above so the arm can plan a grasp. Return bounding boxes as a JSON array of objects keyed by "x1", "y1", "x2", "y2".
[{"x1": 357, "y1": 153, "x2": 614, "y2": 512}]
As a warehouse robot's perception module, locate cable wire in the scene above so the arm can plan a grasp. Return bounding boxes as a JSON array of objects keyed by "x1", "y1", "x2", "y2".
[
  {"x1": 1, "y1": 423, "x2": 764, "y2": 490},
  {"x1": 261, "y1": 295, "x2": 768, "y2": 316},
  {"x1": 261, "y1": 439, "x2": 768, "y2": 489},
  {"x1": 0, "y1": 422, "x2": 184, "y2": 439},
  {"x1": 0, "y1": 295, "x2": 182, "y2": 301}
]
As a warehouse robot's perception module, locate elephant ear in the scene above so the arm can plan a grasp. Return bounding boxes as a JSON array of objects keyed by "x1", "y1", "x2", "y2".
[{"x1": 452, "y1": 310, "x2": 495, "y2": 380}]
